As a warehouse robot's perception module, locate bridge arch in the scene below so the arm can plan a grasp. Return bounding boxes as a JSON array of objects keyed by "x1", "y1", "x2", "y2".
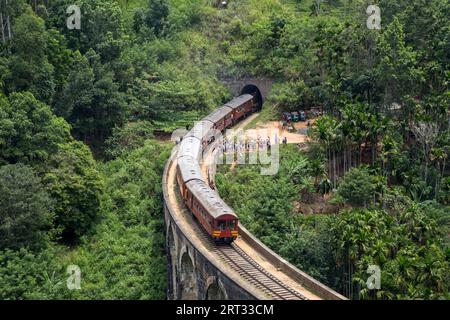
[
  {"x1": 179, "y1": 248, "x2": 198, "y2": 300},
  {"x1": 205, "y1": 277, "x2": 228, "y2": 300}
]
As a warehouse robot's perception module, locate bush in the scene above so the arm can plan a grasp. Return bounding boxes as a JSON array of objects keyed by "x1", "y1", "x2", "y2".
[
  {"x1": 0, "y1": 164, "x2": 53, "y2": 250},
  {"x1": 43, "y1": 142, "x2": 103, "y2": 242},
  {"x1": 337, "y1": 166, "x2": 385, "y2": 207}
]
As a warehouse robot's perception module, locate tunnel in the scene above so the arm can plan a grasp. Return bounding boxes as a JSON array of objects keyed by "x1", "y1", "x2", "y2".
[{"x1": 241, "y1": 84, "x2": 263, "y2": 111}]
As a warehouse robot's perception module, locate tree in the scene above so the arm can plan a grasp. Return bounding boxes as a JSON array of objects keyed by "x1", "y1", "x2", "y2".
[
  {"x1": 65, "y1": 0, "x2": 124, "y2": 60},
  {"x1": 0, "y1": 164, "x2": 53, "y2": 250},
  {"x1": 0, "y1": 57, "x2": 8, "y2": 91},
  {"x1": 145, "y1": 0, "x2": 169, "y2": 36},
  {"x1": 55, "y1": 51, "x2": 94, "y2": 119},
  {"x1": 0, "y1": 92, "x2": 71, "y2": 164},
  {"x1": 310, "y1": 115, "x2": 341, "y2": 187},
  {"x1": 411, "y1": 122, "x2": 439, "y2": 186},
  {"x1": 337, "y1": 166, "x2": 384, "y2": 207},
  {"x1": 0, "y1": 247, "x2": 68, "y2": 299},
  {"x1": 59, "y1": 50, "x2": 127, "y2": 151},
  {"x1": 43, "y1": 141, "x2": 103, "y2": 242},
  {"x1": 376, "y1": 17, "x2": 423, "y2": 109},
  {"x1": 6, "y1": 8, "x2": 55, "y2": 103},
  {"x1": 105, "y1": 120, "x2": 154, "y2": 159}
]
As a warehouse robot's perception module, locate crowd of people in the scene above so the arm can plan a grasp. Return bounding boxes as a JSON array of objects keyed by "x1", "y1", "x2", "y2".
[
  {"x1": 218, "y1": 134, "x2": 288, "y2": 154},
  {"x1": 174, "y1": 130, "x2": 290, "y2": 150}
]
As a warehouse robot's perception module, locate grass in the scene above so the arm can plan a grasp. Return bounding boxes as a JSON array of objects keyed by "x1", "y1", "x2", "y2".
[
  {"x1": 116, "y1": 0, "x2": 147, "y2": 9},
  {"x1": 244, "y1": 103, "x2": 279, "y2": 130}
]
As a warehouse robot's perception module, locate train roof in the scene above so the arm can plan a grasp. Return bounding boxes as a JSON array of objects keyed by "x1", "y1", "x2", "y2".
[
  {"x1": 204, "y1": 106, "x2": 233, "y2": 124},
  {"x1": 177, "y1": 156, "x2": 204, "y2": 184},
  {"x1": 186, "y1": 180, "x2": 237, "y2": 219},
  {"x1": 224, "y1": 94, "x2": 254, "y2": 110},
  {"x1": 186, "y1": 120, "x2": 214, "y2": 141},
  {"x1": 178, "y1": 136, "x2": 202, "y2": 161}
]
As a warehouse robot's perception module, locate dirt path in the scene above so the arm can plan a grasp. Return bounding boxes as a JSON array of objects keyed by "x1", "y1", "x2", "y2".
[{"x1": 253, "y1": 120, "x2": 314, "y2": 144}]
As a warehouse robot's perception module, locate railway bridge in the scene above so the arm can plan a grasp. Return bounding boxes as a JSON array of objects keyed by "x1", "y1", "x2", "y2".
[{"x1": 163, "y1": 83, "x2": 346, "y2": 300}]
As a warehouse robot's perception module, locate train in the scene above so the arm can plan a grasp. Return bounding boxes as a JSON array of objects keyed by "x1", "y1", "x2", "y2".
[{"x1": 176, "y1": 93, "x2": 258, "y2": 244}]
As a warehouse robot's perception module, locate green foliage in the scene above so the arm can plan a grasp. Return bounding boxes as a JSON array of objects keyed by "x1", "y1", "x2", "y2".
[
  {"x1": 279, "y1": 215, "x2": 335, "y2": 283},
  {"x1": 268, "y1": 80, "x2": 314, "y2": 111},
  {"x1": 59, "y1": 50, "x2": 127, "y2": 150},
  {"x1": 0, "y1": 140, "x2": 170, "y2": 300},
  {"x1": 105, "y1": 120, "x2": 154, "y2": 159},
  {"x1": 332, "y1": 208, "x2": 449, "y2": 299},
  {"x1": 6, "y1": 8, "x2": 55, "y2": 103},
  {"x1": 43, "y1": 141, "x2": 103, "y2": 242},
  {"x1": 376, "y1": 17, "x2": 423, "y2": 106},
  {"x1": 0, "y1": 92, "x2": 71, "y2": 164},
  {"x1": 0, "y1": 164, "x2": 53, "y2": 250},
  {"x1": 144, "y1": 0, "x2": 169, "y2": 36},
  {"x1": 337, "y1": 166, "x2": 385, "y2": 207},
  {"x1": 216, "y1": 145, "x2": 449, "y2": 299},
  {"x1": 0, "y1": 248, "x2": 67, "y2": 299},
  {"x1": 216, "y1": 145, "x2": 335, "y2": 281},
  {"x1": 64, "y1": 140, "x2": 170, "y2": 299}
]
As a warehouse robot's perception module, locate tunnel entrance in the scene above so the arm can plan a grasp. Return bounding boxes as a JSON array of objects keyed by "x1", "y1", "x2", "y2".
[
  {"x1": 241, "y1": 85, "x2": 263, "y2": 111},
  {"x1": 206, "y1": 281, "x2": 226, "y2": 300},
  {"x1": 180, "y1": 252, "x2": 197, "y2": 299}
]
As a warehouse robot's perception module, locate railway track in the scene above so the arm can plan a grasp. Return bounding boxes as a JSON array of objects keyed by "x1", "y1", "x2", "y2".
[
  {"x1": 191, "y1": 216, "x2": 306, "y2": 300},
  {"x1": 175, "y1": 165, "x2": 307, "y2": 300},
  {"x1": 217, "y1": 244, "x2": 307, "y2": 300}
]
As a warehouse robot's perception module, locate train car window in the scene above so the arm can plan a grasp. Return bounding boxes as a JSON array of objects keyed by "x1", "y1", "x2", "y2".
[
  {"x1": 229, "y1": 220, "x2": 236, "y2": 230},
  {"x1": 218, "y1": 220, "x2": 226, "y2": 231}
]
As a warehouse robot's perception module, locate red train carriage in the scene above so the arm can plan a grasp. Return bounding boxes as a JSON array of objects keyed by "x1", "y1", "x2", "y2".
[
  {"x1": 223, "y1": 107, "x2": 234, "y2": 129},
  {"x1": 204, "y1": 106, "x2": 233, "y2": 133},
  {"x1": 225, "y1": 94, "x2": 254, "y2": 124},
  {"x1": 185, "y1": 180, "x2": 239, "y2": 243}
]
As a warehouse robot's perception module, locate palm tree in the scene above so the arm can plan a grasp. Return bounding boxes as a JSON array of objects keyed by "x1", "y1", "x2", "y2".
[
  {"x1": 311, "y1": 116, "x2": 333, "y2": 180},
  {"x1": 311, "y1": 115, "x2": 341, "y2": 188},
  {"x1": 309, "y1": 157, "x2": 326, "y2": 186},
  {"x1": 430, "y1": 147, "x2": 448, "y2": 198}
]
